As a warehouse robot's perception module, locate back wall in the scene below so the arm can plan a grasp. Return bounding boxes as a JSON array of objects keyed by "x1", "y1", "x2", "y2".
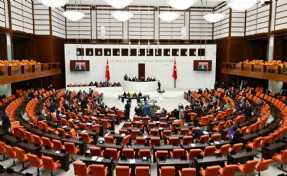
[{"x1": 65, "y1": 44, "x2": 216, "y2": 89}]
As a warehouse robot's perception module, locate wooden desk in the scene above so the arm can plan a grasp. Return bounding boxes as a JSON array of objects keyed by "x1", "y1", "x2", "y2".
[
  {"x1": 174, "y1": 125, "x2": 194, "y2": 133},
  {"x1": 153, "y1": 144, "x2": 181, "y2": 162},
  {"x1": 208, "y1": 140, "x2": 231, "y2": 149},
  {"x1": 28, "y1": 127, "x2": 45, "y2": 136},
  {"x1": 77, "y1": 129, "x2": 98, "y2": 145},
  {"x1": 81, "y1": 156, "x2": 114, "y2": 176},
  {"x1": 181, "y1": 143, "x2": 209, "y2": 151},
  {"x1": 3, "y1": 134, "x2": 21, "y2": 146},
  {"x1": 96, "y1": 143, "x2": 123, "y2": 151},
  {"x1": 165, "y1": 134, "x2": 186, "y2": 144},
  {"x1": 108, "y1": 133, "x2": 126, "y2": 143},
  {"x1": 41, "y1": 149, "x2": 70, "y2": 171},
  {"x1": 61, "y1": 137, "x2": 87, "y2": 155},
  {"x1": 157, "y1": 158, "x2": 191, "y2": 176},
  {"x1": 17, "y1": 141, "x2": 42, "y2": 157},
  {"x1": 262, "y1": 142, "x2": 286, "y2": 159},
  {"x1": 125, "y1": 144, "x2": 151, "y2": 157},
  {"x1": 42, "y1": 132, "x2": 63, "y2": 140},
  {"x1": 207, "y1": 120, "x2": 221, "y2": 131},
  {"x1": 118, "y1": 158, "x2": 151, "y2": 176},
  {"x1": 194, "y1": 156, "x2": 227, "y2": 175},
  {"x1": 239, "y1": 133, "x2": 260, "y2": 146},
  {"x1": 227, "y1": 151, "x2": 258, "y2": 164}
]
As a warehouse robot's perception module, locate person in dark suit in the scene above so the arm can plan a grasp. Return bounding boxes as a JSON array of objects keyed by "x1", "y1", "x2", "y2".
[
  {"x1": 198, "y1": 62, "x2": 207, "y2": 71},
  {"x1": 231, "y1": 127, "x2": 241, "y2": 143},
  {"x1": 124, "y1": 74, "x2": 128, "y2": 81},
  {"x1": 1, "y1": 112, "x2": 11, "y2": 132},
  {"x1": 157, "y1": 81, "x2": 161, "y2": 92},
  {"x1": 81, "y1": 96, "x2": 87, "y2": 114},
  {"x1": 75, "y1": 63, "x2": 85, "y2": 71},
  {"x1": 124, "y1": 101, "x2": 131, "y2": 120},
  {"x1": 243, "y1": 104, "x2": 252, "y2": 120}
]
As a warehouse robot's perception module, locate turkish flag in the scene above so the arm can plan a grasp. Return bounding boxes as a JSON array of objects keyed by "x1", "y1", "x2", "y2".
[
  {"x1": 105, "y1": 59, "x2": 110, "y2": 80},
  {"x1": 172, "y1": 59, "x2": 177, "y2": 80}
]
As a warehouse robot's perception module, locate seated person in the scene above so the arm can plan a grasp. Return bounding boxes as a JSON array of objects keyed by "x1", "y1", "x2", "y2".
[
  {"x1": 227, "y1": 121, "x2": 235, "y2": 139},
  {"x1": 231, "y1": 127, "x2": 241, "y2": 143},
  {"x1": 89, "y1": 81, "x2": 94, "y2": 86},
  {"x1": 127, "y1": 92, "x2": 130, "y2": 97},
  {"x1": 193, "y1": 127, "x2": 204, "y2": 142},
  {"x1": 132, "y1": 92, "x2": 137, "y2": 98},
  {"x1": 117, "y1": 82, "x2": 121, "y2": 86},
  {"x1": 123, "y1": 92, "x2": 127, "y2": 97},
  {"x1": 152, "y1": 77, "x2": 156, "y2": 81},
  {"x1": 138, "y1": 91, "x2": 142, "y2": 97},
  {"x1": 158, "y1": 108, "x2": 167, "y2": 118}
]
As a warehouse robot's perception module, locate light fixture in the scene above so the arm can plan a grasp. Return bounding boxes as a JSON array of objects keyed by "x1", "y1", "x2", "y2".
[
  {"x1": 38, "y1": 0, "x2": 68, "y2": 8},
  {"x1": 117, "y1": 50, "x2": 120, "y2": 55},
  {"x1": 185, "y1": 51, "x2": 187, "y2": 56},
  {"x1": 176, "y1": 51, "x2": 179, "y2": 56},
  {"x1": 104, "y1": 0, "x2": 133, "y2": 9},
  {"x1": 203, "y1": 13, "x2": 225, "y2": 23},
  {"x1": 107, "y1": 51, "x2": 110, "y2": 55},
  {"x1": 167, "y1": 51, "x2": 170, "y2": 56},
  {"x1": 63, "y1": 10, "x2": 85, "y2": 21},
  {"x1": 77, "y1": 50, "x2": 80, "y2": 55},
  {"x1": 112, "y1": 11, "x2": 133, "y2": 21},
  {"x1": 167, "y1": 0, "x2": 197, "y2": 10},
  {"x1": 159, "y1": 12, "x2": 180, "y2": 22},
  {"x1": 229, "y1": 0, "x2": 257, "y2": 11},
  {"x1": 98, "y1": 50, "x2": 101, "y2": 55},
  {"x1": 89, "y1": 51, "x2": 92, "y2": 55}
]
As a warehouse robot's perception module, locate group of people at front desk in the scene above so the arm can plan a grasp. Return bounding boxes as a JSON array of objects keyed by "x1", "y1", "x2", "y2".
[
  {"x1": 124, "y1": 74, "x2": 156, "y2": 82},
  {"x1": 122, "y1": 92, "x2": 142, "y2": 98}
]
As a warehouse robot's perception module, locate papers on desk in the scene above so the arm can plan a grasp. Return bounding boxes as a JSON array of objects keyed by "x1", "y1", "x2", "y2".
[
  {"x1": 214, "y1": 141, "x2": 220, "y2": 145},
  {"x1": 82, "y1": 130, "x2": 87, "y2": 133},
  {"x1": 129, "y1": 159, "x2": 136, "y2": 164},
  {"x1": 91, "y1": 156, "x2": 98, "y2": 161},
  {"x1": 62, "y1": 125, "x2": 67, "y2": 128},
  {"x1": 62, "y1": 115, "x2": 66, "y2": 118},
  {"x1": 190, "y1": 144, "x2": 196, "y2": 147},
  {"x1": 121, "y1": 133, "x2": 126, "y2": 137},
  {"x1": 55, "y1": 151, "x2": 60, "y2": 154},
  {"x1": 86, "y1": 123, "x2": 92, "y2": 126},
  {"x1": 97, "y1": 157, "x2": 104, "y2": 162},
  {"x1": 143, "y1": 135, "x2": 147, "y2": 138},
  {"x1": 159, "y1": 127, "x2": 163, "y2": 130},
  {"x1": 203, "y1": 131, "x2": 208, "y2": 135}
]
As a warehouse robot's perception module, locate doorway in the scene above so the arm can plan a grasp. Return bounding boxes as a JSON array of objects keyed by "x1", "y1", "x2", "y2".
[{"x1": 138, "y1": 63, "x2": 145, "y2": 79}]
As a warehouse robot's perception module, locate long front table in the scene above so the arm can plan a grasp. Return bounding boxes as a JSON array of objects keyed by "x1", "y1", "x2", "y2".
[{"x1": 123, "y1": 80, "x2": 158, "y2": 92}]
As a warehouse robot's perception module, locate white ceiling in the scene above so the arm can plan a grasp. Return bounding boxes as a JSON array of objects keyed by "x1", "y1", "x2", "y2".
[{"x1": 68, "y1": 0, "x2": 227, "y2": 8}]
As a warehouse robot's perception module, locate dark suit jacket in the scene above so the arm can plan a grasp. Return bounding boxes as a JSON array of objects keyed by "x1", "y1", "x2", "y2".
[
  {"x1": 75, "y1": 65, "x2": 85, "y2": 71},
  {"x1": 2, "y1": 114, "x2": 11, "y2": 130}
]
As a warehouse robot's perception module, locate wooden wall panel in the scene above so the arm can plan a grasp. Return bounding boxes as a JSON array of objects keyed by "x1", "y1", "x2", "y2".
[
  {"x1": 13, "y1": 38, "x2": 34, "y2": 60},
  {"x1": 0, "y1": 33, "x2": 7, "y2": 60},
  {"x1": 34, "y1": 36, "x2": 51, "y2": 62}
]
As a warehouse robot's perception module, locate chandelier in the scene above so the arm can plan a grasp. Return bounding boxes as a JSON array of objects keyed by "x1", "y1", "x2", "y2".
[
  {"x1": 63, "y1": 10, "x2": 85, "y2": 21},
  {"x1": 38, "y1": 0, "x2": 69, "y2": 8},
  {"x1": 229, "y1": 0, "x2": 257, "y2": 11},
  {"x1": 167, "y1": 0, "x2": 197, "y2": 10},
  {"x1": 159, "y1": 12, "x2": 180, "y2": 22},
  {"x1": 104, "y1": 0, "x2": 133, "y2": 9},
  {"x1": 203, "y1": 13, "x2": 225, "y2": 23},
  {"x1": 112, "y1": 11, "x2": 133, "y2": 21}
]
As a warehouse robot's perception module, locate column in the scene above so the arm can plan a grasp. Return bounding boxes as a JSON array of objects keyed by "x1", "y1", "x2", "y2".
[{"x1": 268, "y1": 1, "x2": 282, "y2": 92}]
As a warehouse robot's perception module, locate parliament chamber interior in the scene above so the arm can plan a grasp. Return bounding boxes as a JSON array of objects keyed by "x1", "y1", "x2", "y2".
[{"x1": 1, "y1": 0, "x2": 287, "y2": 176}]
